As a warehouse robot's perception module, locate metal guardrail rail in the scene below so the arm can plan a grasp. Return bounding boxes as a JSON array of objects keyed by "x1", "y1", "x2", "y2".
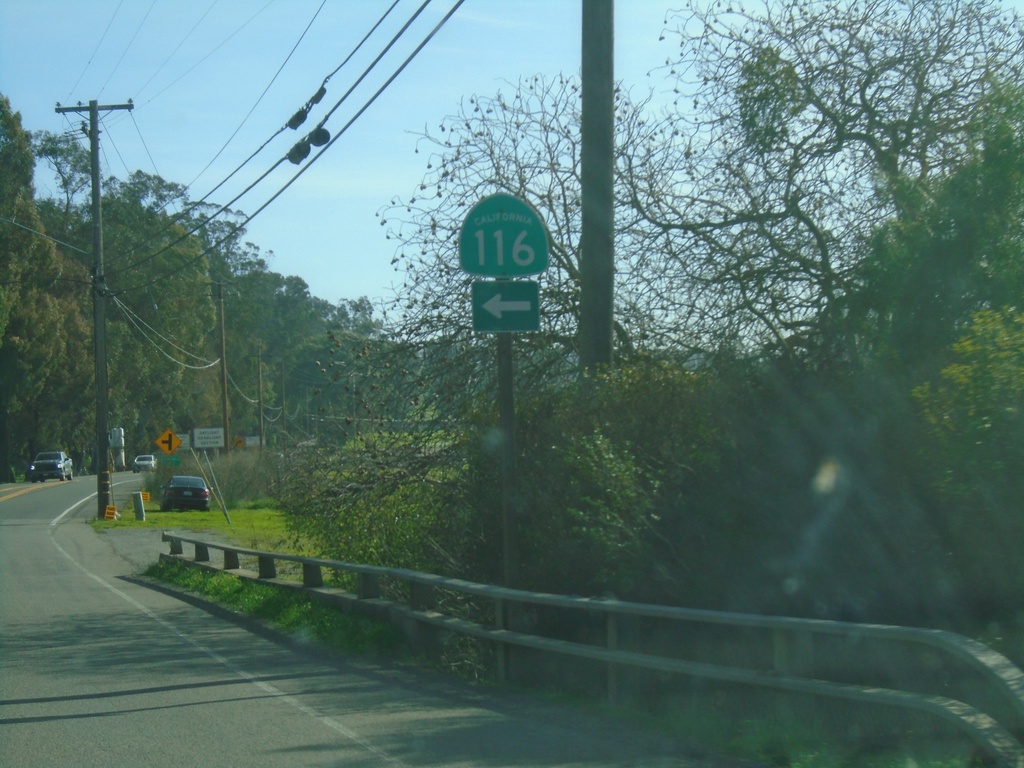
[{"x1": 160, "y1": 531, "x2": 1024, "y2": 767}]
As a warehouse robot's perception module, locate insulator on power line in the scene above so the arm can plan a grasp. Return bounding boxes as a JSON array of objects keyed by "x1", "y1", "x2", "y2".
[
  {"x1": 287, "y1": 140, "x2": 311, "y2": 164},
  {"x1": 309, "y1": 127, "x2": 330, "y2": 146},
  {"x1": 310, "y1": 85, "x2": 326, "y2": 104},
  {"x1": 287, "y1": 108, "x2": 308, "y2": 130}
]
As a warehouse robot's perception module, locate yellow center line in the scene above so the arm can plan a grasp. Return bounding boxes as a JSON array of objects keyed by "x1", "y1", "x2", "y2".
[{"x1": 0, "y1": 484, "x2": 49, "y2": 503}]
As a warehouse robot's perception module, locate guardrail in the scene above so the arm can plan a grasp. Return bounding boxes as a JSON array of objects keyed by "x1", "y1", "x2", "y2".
[{"x1": 160, "y1": 531, "x2": 1024, "y2": 767}]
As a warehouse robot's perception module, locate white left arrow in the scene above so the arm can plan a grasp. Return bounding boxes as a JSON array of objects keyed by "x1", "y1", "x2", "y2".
[{"x1": 482, "y1": 293, "x2": 532, "y2": 318}]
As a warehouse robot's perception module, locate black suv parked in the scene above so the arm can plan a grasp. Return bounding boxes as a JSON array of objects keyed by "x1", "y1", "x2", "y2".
[{"x1": 27, "y1": 451, "x2": 74, "y2": 482}]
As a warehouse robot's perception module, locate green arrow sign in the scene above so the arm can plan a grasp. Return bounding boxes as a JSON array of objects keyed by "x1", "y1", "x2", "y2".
[
  {"x1": 472, "y1": 281, "x2": 540, "y2": 332},
  {"x1": 459, "y1": 194, "x2": 549, "y2": 277}
]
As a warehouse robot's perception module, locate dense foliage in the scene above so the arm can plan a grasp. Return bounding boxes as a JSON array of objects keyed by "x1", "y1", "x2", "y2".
[{"x1": 282, "y1": 0, "x2": 1024, "y2": 629}]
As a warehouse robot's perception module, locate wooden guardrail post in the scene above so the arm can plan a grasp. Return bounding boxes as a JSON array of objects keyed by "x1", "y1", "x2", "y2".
[
  {"x1": 302, "y1": 562, "x2": 323, "y2": 588},
  {"x1": 495, "y1": 597, "x2": 507, "y2": 684},
  {"x1": 358, "y1": 572, "x2": 380, "y2": 599},
  {"x1": 257, "y1": 555, "x2": 276, "y2": 579},
  {"x1": 607, "y1": 611, "x2": 619, "y2": 706},
  {"x1": 194, "y1": 543, "x2": 210, "y2": 562},
  {"x1": 223, "y1": 549, "x2": 240, "y2": 570},
  {"x1": 410, "y1": 581, "x2": 435, "y2": 611}
]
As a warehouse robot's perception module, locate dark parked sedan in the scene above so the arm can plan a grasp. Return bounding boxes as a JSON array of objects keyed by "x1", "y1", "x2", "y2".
[{"x1": 160, "y1": 475, "x2": 211, "y2": 511}]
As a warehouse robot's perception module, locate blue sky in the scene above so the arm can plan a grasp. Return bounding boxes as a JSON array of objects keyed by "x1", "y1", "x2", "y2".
[
  {"x1": 8, "y1": 1, "x2": 1021, "y2": 309},
  {"x1": 1, "y1": 1, "x2": 674, "y2": 306}
]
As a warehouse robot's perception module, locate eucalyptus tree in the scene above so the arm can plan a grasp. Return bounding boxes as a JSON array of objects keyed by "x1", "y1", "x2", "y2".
[
  {"x1": 0, "y1": 98, "x2": 93, "y2": 477},
  {"x1": 30, "y1": 130, "x2": 227, "y2": 453}
]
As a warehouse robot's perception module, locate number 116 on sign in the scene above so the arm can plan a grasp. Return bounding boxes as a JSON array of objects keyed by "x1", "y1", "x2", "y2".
[{"x1": 458, "y1": 193, "x2": 550, "y2": 277}]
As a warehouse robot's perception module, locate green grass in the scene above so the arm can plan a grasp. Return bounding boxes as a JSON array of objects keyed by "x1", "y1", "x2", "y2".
[
  {"x1": 617, "y1": 702, "x2": 983, "y2": 768},
  {"x1": 92, "y1": 498, "x2": 298, "y2": 552},
  {"x1": 145, "y1": 559, "x2": 405, "y2": 656},
  {"x1": 119, "y1": 497, "x2": 406, "y2": 658}
]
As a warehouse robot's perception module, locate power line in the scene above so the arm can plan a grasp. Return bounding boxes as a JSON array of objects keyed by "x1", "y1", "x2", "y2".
[
  {"x1": 132, "y1": 0, "x2": 221, "y2": 101},
  {"x1": 107, "y1": 0, "x2": 464, "y2": 293},
  {"x1": 227, "y1": 370, "x2": 259, "y2": 404},
  {"x1": 97, "y1": 0, "x2": 157, "y2": 98},
  {"x1": 99, "y1": 0, "x2": 409, "y2": 281},
  {"x1": 60, "y1": 0, "x2": 465, "y2": 302},
  {"x1": 129, "y1": 110, "x2": 160, "y2": 177},
  {"x1": 65, "y1": 0, "x2": 125, "y2": 102},
  {"x1": 100, "y1": 113, "x2": 132, "y2": 177},
  {"x1": 111, "y1": 294, "x2": 220, "y2": 369},
  {"x1": 226, "y1": 0, "x2": 468, "y2": 249},
  {"x1": 317, "y1": 0, "x2": 433, "y2": 129},
  {"x1": 131, "y1": 0, "x2": 277, "y2": 111},
  {"x1": 184, "y1": 0, "x2": 328, "y2": 189},
  {"x1": 0, "y1": 215, "x2": 90, "y2": 255}
]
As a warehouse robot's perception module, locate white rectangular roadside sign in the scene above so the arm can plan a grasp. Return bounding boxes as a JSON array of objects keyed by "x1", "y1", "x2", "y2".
[{"x1": 192, "y1": 427, "x2": 225, "y2": 449}]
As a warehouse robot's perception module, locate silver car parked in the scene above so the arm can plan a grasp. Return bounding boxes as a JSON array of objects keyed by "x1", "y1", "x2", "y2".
[{"x1": 132, "y1": 454, "x2": 157, "y2": 473}]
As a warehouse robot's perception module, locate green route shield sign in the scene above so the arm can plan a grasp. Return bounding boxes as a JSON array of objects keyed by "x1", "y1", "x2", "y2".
[
  {"x1": 472, "y1": 281, "x2": 540, "y2": 333},
  {"x1": 459, "y1": 193, "x2": 549, "y2": 277}
]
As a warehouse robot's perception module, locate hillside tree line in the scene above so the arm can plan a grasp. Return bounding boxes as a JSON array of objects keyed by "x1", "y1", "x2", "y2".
[{"x1": 0, "y1": 95, "x2": 382, "y2": 480}]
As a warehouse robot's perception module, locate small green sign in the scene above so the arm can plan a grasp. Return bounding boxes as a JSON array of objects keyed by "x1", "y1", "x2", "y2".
[
  {"x1": 163, "y1": 455, "x2": 181, "y2": 466},
  {"x1": 472, "y1": 281, "x2": 540, "y2": 333},
  {"x1": 459, "y1": 194, "x2": 549, "y2": 277}
]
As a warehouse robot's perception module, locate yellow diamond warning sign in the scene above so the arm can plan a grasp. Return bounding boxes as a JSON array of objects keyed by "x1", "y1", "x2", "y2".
[{"x1": 155, "y1": 429, "x2": 181, "y2": 456}]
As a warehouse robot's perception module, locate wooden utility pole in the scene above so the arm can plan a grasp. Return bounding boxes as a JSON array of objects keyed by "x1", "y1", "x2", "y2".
[
  {"x1": 257, "y1": 350, "x2": 265, "y2": 450},
  {"x1": 216, "y1": 283, "x2": 230, "y2": 451},
  {"x1": 55, "y1": 99, "x2": 133, "y2": 518},
  {"x1": 280, "y1": 365, "x2": 287, "y2": 444},
  {"x1": 580, "y1": 1, "x2": 615, "y2": 376}
]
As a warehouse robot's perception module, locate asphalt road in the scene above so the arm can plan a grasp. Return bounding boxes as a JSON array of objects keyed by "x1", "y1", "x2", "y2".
[{"x1": 0, "y1": 474, "x2": 729, "y2": 768}]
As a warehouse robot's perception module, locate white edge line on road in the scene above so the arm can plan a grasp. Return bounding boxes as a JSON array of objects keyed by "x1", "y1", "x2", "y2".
[{"x1": 44, "y1": 483, "x2": 404, "y2": 765}]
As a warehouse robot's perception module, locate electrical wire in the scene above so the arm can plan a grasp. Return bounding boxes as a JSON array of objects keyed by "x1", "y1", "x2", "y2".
[
  {"x1": 317, "y1": 0, "x2": 433, "y2": 128},
  {"x1": 89, "y1": 0, "x2": 465, "y2": 298},
  {"x1": 132, "y1": 0, "x2": 221, "y2": 102},
  {"x1": 100, "y1": 114, "x2": 132, "y2": 177},
  {"x1": 104, "y1": 156, "x2": 289, "y2": 286},
  {"x1": 104, "y1": 0, "x2": 406, "y2": 279},
  {"x1": 98, "y1": 0, "x2": 158, "y2": 98},
  {"x1": 0, "y1": 215, "x2": 90, "y2": 255},
  {"x1": 203, "y1": 0, "x2": 449, "y2": 229},
  {"x1": 131, "y1": 0, "x2": 277, "y2": 111},
  {"x1": 56, "y1": 2, "x2": 284, "y2": 264},
  {"x1": 185, "y1": 0, "x2": 327, "y2": 189},
  {"x1": 206, "y1": 0, "x2": 467, "y2": 264},
  {"x1": 65, "y1": 0, "x2": 124, "y2": 103},
  {"x1": 111, "y1": 294, "x2": 220, "y2": 369},
  {"x1": 130, "y1": 110, "x2": 160, "y2": 177},
  {"x1": 227, "y1": 370, "x2": 259, "y2": 404}
]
